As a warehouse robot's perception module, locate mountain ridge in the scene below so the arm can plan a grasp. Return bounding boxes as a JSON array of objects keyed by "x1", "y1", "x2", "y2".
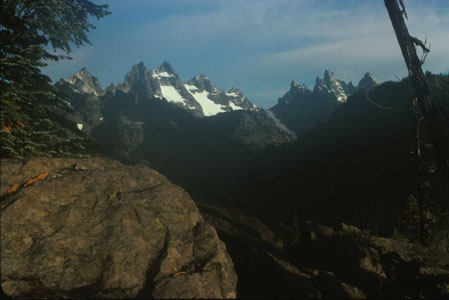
[
  {"x1": 91, "y1": 61, "x2": 259, "y2": 117},
  {"x1": 269, "y1": 70, "x2": 381, "y2": 137},
  {"x1": 58, "y1": 64, "x2": 380, "y2": 139}
]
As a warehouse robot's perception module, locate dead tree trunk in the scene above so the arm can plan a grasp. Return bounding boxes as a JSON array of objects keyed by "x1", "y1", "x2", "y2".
[{"x1": 385, "y1": 0, "x2": 449, "y2": 245}]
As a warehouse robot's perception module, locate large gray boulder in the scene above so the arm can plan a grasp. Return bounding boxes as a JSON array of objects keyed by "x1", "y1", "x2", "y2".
[{"x1": 1, "y1": 158, "x2": 237, "y2": 299}]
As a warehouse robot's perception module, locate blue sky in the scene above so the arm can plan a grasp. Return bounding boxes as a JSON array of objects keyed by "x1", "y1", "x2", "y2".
[{"x1": 42, "y1": 0, "x2": 449, "y2": 108}]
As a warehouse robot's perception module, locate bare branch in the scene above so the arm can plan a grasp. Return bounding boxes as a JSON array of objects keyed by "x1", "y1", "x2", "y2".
[
  {"x1": 365, "y1": 93, "x2": 410, "y2": 111},
  {"x1": 420, "y1": 51, "x2": 428, "y2": 66},
  {"x1": 410, "y1": 36, "x2": 430, "y2": 53}
]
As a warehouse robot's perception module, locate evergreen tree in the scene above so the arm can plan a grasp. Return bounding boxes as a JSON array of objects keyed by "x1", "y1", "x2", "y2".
[{"x1": 0, "y1": 0, "x2": 110, "y2": 158}]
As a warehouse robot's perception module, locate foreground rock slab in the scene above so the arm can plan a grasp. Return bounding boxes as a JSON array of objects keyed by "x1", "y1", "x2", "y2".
[{"x1": 1, "y1": 158, "x2": 237, "y2": 299}]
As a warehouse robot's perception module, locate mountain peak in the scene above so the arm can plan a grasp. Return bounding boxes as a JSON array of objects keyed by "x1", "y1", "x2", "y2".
[
  {"x1": 314, "y1": 70, "x2": 353, "y2": 103},
  {"x1": 191, "y1": 74, "x2": 209, "y2": 82},
  {"x1": 126, "y1": 62, "x2": 148, "y2": 80},
  {"x1": 60, "y1": 67, "x2": 103, "y2": 96},
  {"x1": 290, "y1": 80, "x2": 309, "y2": 92},
  {"x1": 131, "y1": 62, "x2": 147, "y2": 73},
  {"x1": 159, "y1": 61, "x2": 175, "y2": 74},
  {"x1": 226, "y1": 87, "x2": 246, "y2": 99},
  {"x1": 187, "y1": 74, "x2": 218, "y2": 93},
  {"x1": 357, "y1": 72, "x2": 380, "y2": 90},
  {"x1": 323, "y1": 70, "x2": 335, "y2": 81},
  {"x1": 113, "y1": 62, "x2": 152, "y2": 95},
  {"x1": 291, "y1": 80, "x2": 300, "y2": 88}
]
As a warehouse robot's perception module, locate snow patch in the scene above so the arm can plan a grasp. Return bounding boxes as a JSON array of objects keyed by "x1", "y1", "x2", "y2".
[
  {"x1": 333, "y1": 80, "x2": 347, "y2": 102},
  {"x1": 184, "y1": 84, "x2": 198, "y2": 91},
  {"x1": 229, "y1": 102, "x2": 243, "y2": 111},
  {"x1": 160, "y1": 85, "x2": 186, "y2": 104},
  {"x1": 185, "y1": 84, "x2": 226, "y2": 116},
  {"x1": 152, "y1": 70, "x2": 173, "y2": 79}
]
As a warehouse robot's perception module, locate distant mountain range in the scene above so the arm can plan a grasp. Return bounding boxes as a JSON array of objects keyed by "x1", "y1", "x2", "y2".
[
  {"x1": 56, "y1": 62, "x2": 295, "y2": 145},
  {"x1": 56, "y1": 62, "x2": 381, "y2": 141},
  {"x1": 59, "y1": 61, "x2": 258, "y2": 118},
  {"x1": 269, "y1": 70, "x2": 380, "y2": 137}
]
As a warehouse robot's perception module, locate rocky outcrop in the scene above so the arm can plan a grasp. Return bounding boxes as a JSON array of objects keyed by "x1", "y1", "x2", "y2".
[
  {"x1": 287, "y1": 221, "x2": 449, "y2": 298},
  {"x1": 277, "y1": 80, "x2": 312, "y2": 106},
  {"x1": 187, "y1": 75, "x2": 219, "y2": 94},
  {"x1": 230, "y1": 110, "x2": 296, "y2": 147},
  {"x1": 58, "y1": 68, "x2": 104, "y2": 97},
  {"x1": 269, "y1": 77, "x2": 340, "y2": 137},
  {"x1": 357, "y1": 72, "x2": 380, "y2": 90},
  {"x1": 313, "y1": 70, "x2": 356, "y2": 103},
  {"x1": 1, "y1": 158, "x2": 237, "y2": 299},
  {"x1": 199, "y1": 204, "x2": 449, "y2": 298},
  {"x1": 112, "y1": 62, "x2": 156, "y2": 96},
  {"x1": 198, "y1": 204, "x2": 367, "y2": 298},
  {"x1": 198, "y1": 204, "x2": 292, "y2": 298}
]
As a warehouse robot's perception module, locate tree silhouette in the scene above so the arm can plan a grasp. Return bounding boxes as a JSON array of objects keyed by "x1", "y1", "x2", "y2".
[
  {"x1": 385, "y1": 0, "x2": 449, "y2": 245},
  {"x1": 0, "y1": 0, "x2": 110, "y2": 158}
]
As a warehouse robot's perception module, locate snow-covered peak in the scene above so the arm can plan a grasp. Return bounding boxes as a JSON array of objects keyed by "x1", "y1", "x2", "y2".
[
  {"x1": 152, "y1": 62, "x2": 178, "y2": 80},
  {"x1": 61, "y1": 68, "x2": 103, "y2": 96},
  {"x1": 184, "y1": 84, "x2": 227, "y2": 116},
  {"x1": 62, "y1": 61, "x2": 259, "y2": 118},
  {"x1": 313, "y1": 70, "x2": 352, "y2": 103}
]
